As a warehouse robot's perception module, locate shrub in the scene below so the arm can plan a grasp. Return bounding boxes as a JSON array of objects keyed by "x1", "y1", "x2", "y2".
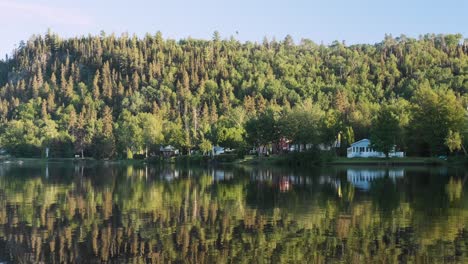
[
  {"x1": 279, "y1": 149, "x2": 334, "y2": 167},
  {"x1": 48, "y1": 137, "x2": 74, "y2": 158},
  {"x1": 90, "y1": 135, "x2": 116, "y2": 159},
  {"x1": 214, "y1": 154, "x2": 238, "y2": 163},
  {"x1": 8, "y1": 143, "x2": 41, "y2": 158},
  {"x1": 133, "y1": 153, "x2": 146, "y2": 160}
]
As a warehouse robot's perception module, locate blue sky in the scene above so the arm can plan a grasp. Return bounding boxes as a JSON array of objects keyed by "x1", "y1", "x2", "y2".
[{"x1": 0, "y1": 0, "x2": 466, "y2": 56}]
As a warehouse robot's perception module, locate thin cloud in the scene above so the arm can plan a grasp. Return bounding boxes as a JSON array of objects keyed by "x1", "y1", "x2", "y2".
[{"x1": 0, "y1": 0, "x2": 93, "y2": 26}]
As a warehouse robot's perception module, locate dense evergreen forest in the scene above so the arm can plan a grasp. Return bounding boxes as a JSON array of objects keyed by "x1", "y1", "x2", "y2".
[{"x1": 0, "y1": 31, "x2": 467, "y2": 158}]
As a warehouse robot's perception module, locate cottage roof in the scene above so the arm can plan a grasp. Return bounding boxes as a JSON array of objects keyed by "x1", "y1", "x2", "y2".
[
  {"x1": 350, "y1": 139, "x2": 370, "y2": 147},
  {"x1": 161, "y1": 145, "x2": 177, "y2": 151}
]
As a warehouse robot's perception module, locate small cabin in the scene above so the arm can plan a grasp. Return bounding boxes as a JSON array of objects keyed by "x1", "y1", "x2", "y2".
[
  {"x1": 347, "y1": 139, "x2": 404, "y2": 158},
  {"x1": 212, "y1": 146, "x2": 225, "y2": 156},
  {"x1": 160, "y1": 145, "x2": 179, "y2": 157}
]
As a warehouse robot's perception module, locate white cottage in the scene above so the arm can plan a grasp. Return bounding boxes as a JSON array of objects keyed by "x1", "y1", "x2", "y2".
[
  {"x1": 212, "y1": 146, "x2": 225, "y2": 156},
  {"x1": 347, "y1": 139, "x2": 404, "y2": 158}
]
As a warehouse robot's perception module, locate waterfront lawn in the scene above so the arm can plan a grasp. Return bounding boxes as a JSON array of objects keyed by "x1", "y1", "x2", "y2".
[{"x1": 329, "y1": 157, "x2": 447, "y2": 165}]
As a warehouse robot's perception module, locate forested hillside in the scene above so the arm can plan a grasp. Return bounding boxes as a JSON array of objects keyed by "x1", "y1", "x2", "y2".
[{"x1": 0, "y1": 31, "x2": 467, "y2": 158}]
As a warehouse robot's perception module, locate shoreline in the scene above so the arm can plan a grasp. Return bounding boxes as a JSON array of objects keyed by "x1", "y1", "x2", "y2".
[
  {"x1": 326, "y1": 157, "x2": 450, "y2": 166},
  {"x1": 1, "y1": 155, "x2": 465, "y2": 167}
]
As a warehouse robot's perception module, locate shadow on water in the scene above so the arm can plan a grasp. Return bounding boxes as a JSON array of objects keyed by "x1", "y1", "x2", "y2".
[{"x1": 0, "y1": 162, "x2": 467, "y2": 263}]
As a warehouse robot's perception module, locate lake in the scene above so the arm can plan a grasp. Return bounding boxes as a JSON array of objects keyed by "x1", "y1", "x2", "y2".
[{"x1": 0, "y1": 163, "x2": 467, "y2": 263}]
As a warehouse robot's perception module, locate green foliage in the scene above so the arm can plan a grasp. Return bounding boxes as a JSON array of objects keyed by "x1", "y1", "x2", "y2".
[
  {"x1": 280, "y1": 99, "x2": 324, "y2": 145},
  {"x1": 1, "y1": 119, "x2": 41, "y2": 156},
  {"x1": 116, "y1": 110, "x2": 143, "y2": 158},
  {"x1": 370, "y1": 104, "x2": 404, "y2": 157},
  {"x1": 90, "y1": 134, "x2": 116, "y2": 159},
  {"x1": 199, "y1": 139, "x2": 213, "y2": 155},
  {"x1": 138, "y1": 112, "x2": 163, "y2": 157},
  {"x1": 445, "y1": 130, "x2": 462, "y2": 153},
  {"x1": 411, "y1": 86, "x2": 466, "y2": 155},
  {"x1": 0, "y1": 32, "x2": 467, "y2": 157},
  {"x1": 245, "y1": 108, "x2": 281, "y2": 146},
  {"x1": 48, "y1": 135, "x2": 74, "y2": 158},
  {"x1": 213, "y1": 125, "x2": 245, "y2": 149},
  {"x1": 213, "y1": 153, "x2": 238, "y2": 163}
]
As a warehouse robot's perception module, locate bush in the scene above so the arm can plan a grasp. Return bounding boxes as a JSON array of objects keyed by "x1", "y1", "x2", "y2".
[
  {"x1": 90, "y1": 135, "x2": 116, "y2": 159},
  {"x1": 7, "y1": 143, "x2": 41, "y2": 158},
  {"x1": 234, "y1": 147, "x2": 248, "y2": 159},
  {"x1": 133, "y1": 153, "x2": 146, "y2": 160},
  {"x1": 175, "y1": 155, "x2": 210, "y2": 165},
  {"x1": 279, "y1": 149, "x2": 334, "y2": 167},
  {"x1": 214, "y1": 154, "x2": 238, "y2": 163},
  {"x1": 146, "y1": 156, "x2": 162, "y2": 164},
  {"x1": 47, "y1": 137, "x2": 74, "y2": 158}
]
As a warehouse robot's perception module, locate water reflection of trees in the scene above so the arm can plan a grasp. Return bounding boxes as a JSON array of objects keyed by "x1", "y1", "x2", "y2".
[{"x1": 0, "y1": 164, "x2": 466, "y2": 263}]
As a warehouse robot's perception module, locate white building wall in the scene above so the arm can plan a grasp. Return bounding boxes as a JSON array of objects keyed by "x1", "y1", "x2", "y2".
[{"x1": 346, "y1": 139, "x2": 404, "y2": 158}]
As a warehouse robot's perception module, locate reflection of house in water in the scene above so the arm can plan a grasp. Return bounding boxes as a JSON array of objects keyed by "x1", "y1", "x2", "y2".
[
  {"x1": 346, "y1": 168, "x2": 404, "y2": 190},
  {"x1": 213, "y1": 170, "x2": 234, "y2": 181},
  {"x1": 160, "y1": 169, "x2": 179, "y2": 181},
  {"x1": 318, "y1": 175, "x2": 342, "y2": 194},
  {"x1": 279, "y1": 177, "x2": 291, "y2": 192},
  {"x1": 250, "y1": 170, "x2": 313, "y2": 192}
]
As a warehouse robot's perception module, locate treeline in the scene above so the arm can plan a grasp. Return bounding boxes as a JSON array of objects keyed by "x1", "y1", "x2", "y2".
[{"x1": 0, "y1": 31, "x2": 467, "y2": 158}]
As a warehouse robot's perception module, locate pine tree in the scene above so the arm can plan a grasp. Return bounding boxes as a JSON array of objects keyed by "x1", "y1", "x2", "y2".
[
  {"x1": 131, "y1": 71, "x2": 140, "y2": 92},
  {"x1": 92, "y1": 70, "x2": 100, "y2": 100},
  {"x1": 50, "y1": 72, "x2": 57, "y2": 88},
  {"x1": 256, "y1": 95, "x2": 267, "y2": 113},
  {"x1": 32, "y1": 75, "x2": 40, "y2": 99},
  {"x1": 102, "y1": 106, "x2": 113, "y2": 137},
  {"x1": 60, "y1": 65, "x2": 67, "y2": 96},
  {"x1": 41, "y1": 100, "x2": 48, "y2": 120},
  {"x1": 75, "y1": 111, "x2": 86, "y2": 158},
  {"x1": 65, "y1": 76, "x2": 74, "y2": 100},
  {"x1": 68, "y1": 107, "x2": 77, "y2": 136},
  {"x1": 102, "y1": 62, "x2": 112, "y2": 99},
  {"x1": 46, "y1": 92, "x2": 56, "y2": 113},
  {"x1": 210, "y1": 102, "x2": 218, "y2": 123}
]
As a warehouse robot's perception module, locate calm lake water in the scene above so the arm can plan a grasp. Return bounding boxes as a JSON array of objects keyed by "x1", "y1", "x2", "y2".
[{"x1": 0, "y1": 163, "x2": 467, "y2": 263}]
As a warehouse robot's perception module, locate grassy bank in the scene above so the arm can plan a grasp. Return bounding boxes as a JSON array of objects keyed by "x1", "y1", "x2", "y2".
[
  {"x1": 173, "y1": 154, "x2": 240, "y2": 165},
  {"x1": 0, "y1": 157, "x2": 151, "y2": 166},
  {"x1": 327, "y1": 157, "x2": 450, "y2": 166},
  {"x1": 238, "y1": 155, "x2": 468, "y2": 167},
  {"x1": 237, "y1": 150, "x2": 334, "y2": 167}
]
